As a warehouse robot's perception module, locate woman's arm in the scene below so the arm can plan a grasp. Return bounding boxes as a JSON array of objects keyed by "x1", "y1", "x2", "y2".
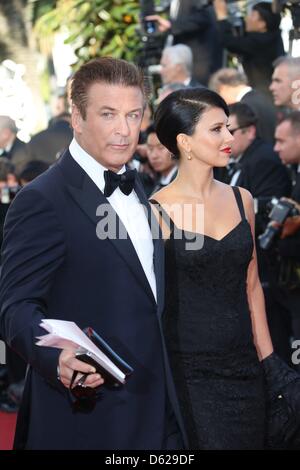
[{"x1": 240, "y1": 187, "x2": 274, "y2": 360}]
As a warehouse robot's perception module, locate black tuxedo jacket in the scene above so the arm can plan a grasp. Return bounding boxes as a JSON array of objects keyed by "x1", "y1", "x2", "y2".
[
  {"x1": 234, "y1": 138, "x2": 291, "y2": 199},
  {"x1": 0, "y1": 150, "x2": 187, "y2": 449}
]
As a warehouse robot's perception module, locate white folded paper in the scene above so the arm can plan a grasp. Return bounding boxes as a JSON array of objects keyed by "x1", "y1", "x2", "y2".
[{"x1": 36, "y1": 319, "x2": 126, "y2": 383}]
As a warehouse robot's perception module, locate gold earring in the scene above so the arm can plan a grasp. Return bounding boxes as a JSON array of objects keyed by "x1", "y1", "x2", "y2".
[{"x1": 187, "y1": 152, "x2": 192, "y2": 160}]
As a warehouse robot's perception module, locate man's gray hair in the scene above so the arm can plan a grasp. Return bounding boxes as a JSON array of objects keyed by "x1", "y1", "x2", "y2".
[
  {"x1": 162, "y1": 44, "x2": 193, "y2": 75},
  {"x1": 273, "y1": 56, "x2": 300, "y2": 79},
  {"x1": 209, "y1": 68, "x2": 248, "y2": 92},
  {"x1": 0, "y1": 115, "x2": 18, "y2": 134}
]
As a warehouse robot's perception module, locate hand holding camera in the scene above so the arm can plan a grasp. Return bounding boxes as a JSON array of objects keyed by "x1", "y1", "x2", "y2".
[
  {"x1": 280, "y1": 215, "x2": 300, "y2": 239},
  {"x1": 258, "y1": 197, "x2": 300, "y2": 249}
]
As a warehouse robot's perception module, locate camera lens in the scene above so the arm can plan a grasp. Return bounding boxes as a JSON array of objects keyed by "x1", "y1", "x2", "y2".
[
  {"x1": 258, "y1": 225, "x2": 280, "y2": 250},
  {"x1": 144, "y1": 20, "x2": 156, "y2": 34}
]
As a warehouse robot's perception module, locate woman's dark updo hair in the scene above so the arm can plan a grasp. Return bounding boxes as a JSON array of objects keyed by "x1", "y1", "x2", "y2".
[{"x1": 154, "y1": 87, "x2": 229, "y2": 159}]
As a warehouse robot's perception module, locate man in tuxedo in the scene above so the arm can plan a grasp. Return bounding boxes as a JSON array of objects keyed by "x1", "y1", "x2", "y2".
[
  {"x1": 0, "y1": 58, "x2": 187, "y2": 450},
  {"x1": 226, "y1": 102, "x2": 292, "y2": 363},
  {"x1": 226, "y1": 102, "x2": 290, "y2": 201}
]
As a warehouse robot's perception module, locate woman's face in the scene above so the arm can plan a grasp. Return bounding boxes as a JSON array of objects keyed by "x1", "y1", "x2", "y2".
[{"x1": 183, "y1": 107, "x2": 234, "y2": 168}]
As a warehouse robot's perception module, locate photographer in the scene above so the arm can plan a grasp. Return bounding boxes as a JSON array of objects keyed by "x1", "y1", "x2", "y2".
[
  {"x1": 213, "y1": 1, "x2": 284, "y2": 98},
  {"x1": 146, "y1": 0, "x2": 223, "y2": 85},
  {"x1": 273, "y1": 113, "x2": 300, "y2": 353}
]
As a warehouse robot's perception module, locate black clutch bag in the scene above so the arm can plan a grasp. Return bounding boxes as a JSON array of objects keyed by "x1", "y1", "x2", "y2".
[{"x1": 262, "y1": 352, "x2": 300, "y2": 449}]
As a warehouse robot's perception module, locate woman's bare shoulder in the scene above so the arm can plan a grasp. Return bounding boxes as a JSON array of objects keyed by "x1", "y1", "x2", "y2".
[
  {"x1": 214, "y1": 179, "x2": 253, "y2": 203},
  {"x1": 149, "y1": 186, "x2": 176, "y2": 205}
]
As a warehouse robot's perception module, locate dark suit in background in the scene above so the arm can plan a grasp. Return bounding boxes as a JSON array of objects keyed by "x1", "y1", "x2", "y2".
[
  {"x1": 27, "y1": 115, "x2": 73, "y2": 164},
  {"x1": 170, "y1": 1, "x2": 223, "y2": 85},
  {"x1": 277, "y1": 173, "x2": 300, "y2": 355},
  {"x1": 4, "y1": 137, "x2": 30, "y2": 174},
  {"x1": 241, "y1": 89, "x2": 276, "y2": 144},
  {"x1": 217, "y1": 20, "x2": 284, "y2": 97}
]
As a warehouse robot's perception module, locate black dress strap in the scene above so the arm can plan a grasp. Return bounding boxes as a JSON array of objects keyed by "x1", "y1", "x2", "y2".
[
  {"x1": 149, "y1": 199, "x2": 175, "y2": 232},
  {"x1": 232, "y1": 186, "x2": 246, "y2": 221}
]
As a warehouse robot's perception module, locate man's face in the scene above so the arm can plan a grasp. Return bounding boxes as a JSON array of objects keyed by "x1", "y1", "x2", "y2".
[
  {"x1": 274, "y1": 120, "x2": 300, "y2": 164},
  {"x1": 270, "y1": 64, "x2": 293, "y2": 107},
  {"x1": 228, "y1": 114, "x2": 254, "y2": 158},
  {"x1": 72, "y1": 82, "x2": 144, "y2": 171},
  {"x1": 160, "y1": 52, "x2": 180, "y2": 85},
  {"x1": 0, "y1": 127, "x2": 11, "y2": 149},
  {"x1": 146, "y1": 132, "x2": 174, "y2": 173},
  {"x1": 245, "y1": 10, "x2": 266, "y2": 32}
]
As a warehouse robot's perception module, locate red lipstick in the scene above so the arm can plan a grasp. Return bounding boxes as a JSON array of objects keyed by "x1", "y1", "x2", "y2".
[{"x1": 220, "y1": 147, "x2": 232, "y2": 154}]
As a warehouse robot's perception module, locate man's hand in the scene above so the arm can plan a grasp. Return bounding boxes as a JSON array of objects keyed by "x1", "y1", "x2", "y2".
[
  {"x1": 212, "y1": 0, "x2": 228, "y2": 20},
  {"x1": 58, "y1": 349, "x2": 104, "y2": 389},
  {"x1": 281, "y1": 197, "x2": 300, "y2": 213},
  {"x1": 145, "y1": 15, "x2": 171, "y2": 33},
  {"x1": 280, "y1": 215, "x2": 300, "y2": 239}
]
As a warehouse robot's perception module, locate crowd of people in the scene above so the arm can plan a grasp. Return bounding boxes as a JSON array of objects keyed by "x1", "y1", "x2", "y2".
[{"x1": 0, "y1": 0, "x2": 300, "y2": 451}]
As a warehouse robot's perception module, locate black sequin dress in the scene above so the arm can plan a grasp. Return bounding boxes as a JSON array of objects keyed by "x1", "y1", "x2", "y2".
[{"x1": 152, "y1": 187, "x2": 266, "y2": 449}]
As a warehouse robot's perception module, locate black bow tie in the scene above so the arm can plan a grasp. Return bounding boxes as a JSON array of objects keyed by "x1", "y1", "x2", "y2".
[
  {"x1": 0, "y1": 150, "x2": 9, "y2": 158},
  {"x1": 227, "y1": 160, "x2": 241, "y2": 178},
  {"x1": 103, "y1": 169, "x2": 136, "y2": 197}
]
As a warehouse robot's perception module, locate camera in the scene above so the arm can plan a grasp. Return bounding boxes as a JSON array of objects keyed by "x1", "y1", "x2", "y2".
[
  {"x1": 258, "y1": 197, "x2": 300, "y2": 250},
  {"x1": 143, "y1": 19, "x2": 157, "y2": 35},
  {"x1": 137, "y1": 0, "x2": 166, "y2": 68}
]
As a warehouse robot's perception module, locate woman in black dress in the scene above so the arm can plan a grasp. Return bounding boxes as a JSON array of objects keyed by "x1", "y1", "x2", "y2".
[{"x1": 151, "y1": 88, "x2": 274, "y2": 449}]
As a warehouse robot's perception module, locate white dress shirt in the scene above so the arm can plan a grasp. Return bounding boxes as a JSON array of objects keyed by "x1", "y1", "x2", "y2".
[
  {"x1": 69, "y1": 138, "x2": 157, "y2": 301},
  {"x1": 229, "y1": 154, "x2": 243, "y2": 187}
]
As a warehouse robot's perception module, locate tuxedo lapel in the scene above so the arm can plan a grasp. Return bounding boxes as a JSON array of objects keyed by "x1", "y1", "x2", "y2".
[
  {"x1": 235, "y1": 138, "x2": 260, "y2": 187},
  {"x1": 57, "y1": 151, "x2": 156, "y2": 304},
  {"x1": 134, "y1": 176, "x2": 165, "y2": 313}
]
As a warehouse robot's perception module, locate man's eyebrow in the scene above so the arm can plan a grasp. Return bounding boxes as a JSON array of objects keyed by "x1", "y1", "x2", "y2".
[
  {"x1": 99, "y1": 106, "x2": 117, "y2": 111},
  {"x1": 99, "y1": 106, "x2": 143, "y2": 113}
]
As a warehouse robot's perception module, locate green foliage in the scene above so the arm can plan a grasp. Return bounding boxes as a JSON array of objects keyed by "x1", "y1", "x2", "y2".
[
  {"x1": 30, "y1": 0, "x2": 58, "y2": 23},
  {"x1": 35, "y1": 0, "x2": 142, "y2": 68}
]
